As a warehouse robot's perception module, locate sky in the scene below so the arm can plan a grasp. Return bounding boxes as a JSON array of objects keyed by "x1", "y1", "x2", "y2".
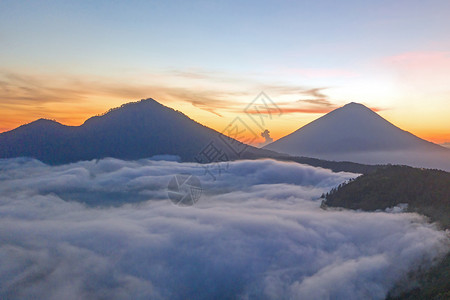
[{"x1": 1, "y1": 0, "x2": 449, "y2": 144}]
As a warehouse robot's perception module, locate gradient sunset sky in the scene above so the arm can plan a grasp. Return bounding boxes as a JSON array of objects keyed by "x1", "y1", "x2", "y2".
[{"x1": 1, "y1": 0, "x2": 449, "y2": 145}]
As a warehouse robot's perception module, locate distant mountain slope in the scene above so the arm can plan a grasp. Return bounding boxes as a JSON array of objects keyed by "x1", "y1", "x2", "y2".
[
  {"x1": 264, "y1": 102, "x2": 450, "y2": 171},
  {"x1": 0, "y1": 99, "x2": 278, "y2": 164},
  {"x1": 276, "y1": 155, "x2": 380, "y2": 174}
]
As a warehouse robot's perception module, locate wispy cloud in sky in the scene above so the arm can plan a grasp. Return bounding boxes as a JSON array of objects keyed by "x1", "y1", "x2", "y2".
[
  {"x1": 0, "y1": 69, "x2": 344, "y2": 132},
  {"x1": 277, "y1": 68, "x2": 359, "y2": 79}
]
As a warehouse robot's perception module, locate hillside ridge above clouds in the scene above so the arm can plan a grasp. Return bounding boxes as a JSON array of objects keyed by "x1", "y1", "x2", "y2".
[{"x1": 0, "y1": 99, "x2": 278, "y2": 164}]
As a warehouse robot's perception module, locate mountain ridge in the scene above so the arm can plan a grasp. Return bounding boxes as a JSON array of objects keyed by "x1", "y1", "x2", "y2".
[
  {"x1": 0, "y1": 99, "x2": 279, "y2": 164},
  {"x1": 264, "y1": 102, "x2": 450, "y2": 171},
  {"x1": 267, "y1": 102, "x2": 445, "y2": 153}
]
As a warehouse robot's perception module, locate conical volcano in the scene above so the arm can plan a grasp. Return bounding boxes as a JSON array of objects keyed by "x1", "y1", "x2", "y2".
[{"x1": 264, "y1": 102, "x2": 450, "y2": 170}]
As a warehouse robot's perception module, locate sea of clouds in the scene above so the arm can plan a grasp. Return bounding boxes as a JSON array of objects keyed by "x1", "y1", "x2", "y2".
[{"x1": 0, "y1": 158, "x2": 448, "y2": 299}]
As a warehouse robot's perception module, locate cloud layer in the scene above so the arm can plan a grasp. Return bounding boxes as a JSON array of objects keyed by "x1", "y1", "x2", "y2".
[{"x1": 0, "y1": 158, "x2": 448, "y2": 299}]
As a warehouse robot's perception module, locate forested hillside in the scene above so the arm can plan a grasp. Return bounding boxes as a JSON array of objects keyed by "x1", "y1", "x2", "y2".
[{"x1": 324, "y1": 165, "x2": 450, "y2": 299}]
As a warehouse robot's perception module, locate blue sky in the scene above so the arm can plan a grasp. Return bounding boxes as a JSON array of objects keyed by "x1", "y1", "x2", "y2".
[{"x1": 3, "y1": 1, "x2": 448, "y2": 70}]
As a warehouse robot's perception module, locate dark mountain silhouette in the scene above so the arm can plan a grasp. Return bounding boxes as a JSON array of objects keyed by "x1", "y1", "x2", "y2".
[
  {"x1": 264, "y1": 102, "x2": 450, "y2": 171},
  {"x1": 0, "y1": 99, "x2": 279, "y2": 164}
]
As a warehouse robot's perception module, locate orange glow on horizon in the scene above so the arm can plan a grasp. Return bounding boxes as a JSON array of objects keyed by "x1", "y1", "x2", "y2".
[{"x1": 1, "y1": 98, "x2": 449, "y2": 147}]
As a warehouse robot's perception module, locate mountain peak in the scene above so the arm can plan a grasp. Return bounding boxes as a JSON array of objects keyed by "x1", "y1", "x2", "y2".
[
  {"x1": 109, "y1": 98, "x2": 162, "y2": 111},
  {"x1": 264, "y1": 100, "x2": 449, "y2": 169},
  {"x1": 22, "y1": 118, "x2": 62, "y2": 129},
  {"x1": 343, "y1": 102, "x2": 364, "y2": 107},
  {"x1": 340, "y1": 102, "x2": 373, "y2": 111},
  {"x1": 323, "y1": 102, "x2": 380, "y2": 121},
  {"x1": 82, "y1": 98, "x2": 168, "y2": 126},
  {"x1": 125, "y1": 98, "x2": 159, "y2": 106},
  {"x1": 345, "y1": 101, "x2": 360, "y2": 105},
  {"x1": 31, "y1": 118, "x2": 59, "y2": 124}
]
